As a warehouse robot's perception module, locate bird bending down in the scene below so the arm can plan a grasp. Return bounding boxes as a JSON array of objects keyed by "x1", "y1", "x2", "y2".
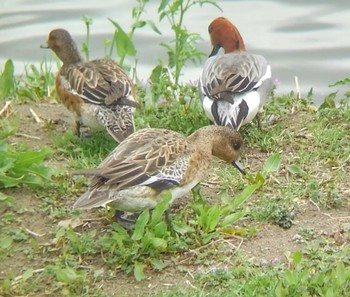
[
  {"x1": 42, "y1": 28, "x2": 139, "y2": 143},
  {"x1": 72, "y1": 126, "x2": 245, "y2": 221},
  {"x1": 199, "y1": 17, "x2": 273, "y2": 130}
]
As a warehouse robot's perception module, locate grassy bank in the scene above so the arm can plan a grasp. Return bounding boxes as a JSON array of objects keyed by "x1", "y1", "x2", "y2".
[{"x1": 1, "y1": 0, "x2": 350, "y2": 294}]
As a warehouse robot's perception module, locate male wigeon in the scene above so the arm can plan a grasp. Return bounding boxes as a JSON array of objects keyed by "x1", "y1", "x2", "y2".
[
  {"x1": 199, "y1": 17, "x2": 273, "y2": 130},
  {"x1": 42, "y1": 28, "x2": 139, "y2": 143},
  {"x1": 73, "y1": 125, "x2": 245, "y2": 218}
]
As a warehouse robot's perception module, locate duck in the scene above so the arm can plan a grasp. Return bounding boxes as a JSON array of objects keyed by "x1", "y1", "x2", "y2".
[
  {"x1": 199, "y1": 17, "x2": 273, "y2": 130},
  {"x1": 41, "y1": 28, "x2": 139, "y2": 143},
  {"x1": 72, "y1": 125, "x2": 245, "y2": 217}
]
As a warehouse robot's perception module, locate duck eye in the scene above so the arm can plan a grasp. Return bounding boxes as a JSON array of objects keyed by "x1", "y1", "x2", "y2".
[
  {"x1": 208, "y1": 26, "x2": 213, "y2": 34},
  {"x1": 232, "y1": 143, "x2": 240, "y2": 151}
]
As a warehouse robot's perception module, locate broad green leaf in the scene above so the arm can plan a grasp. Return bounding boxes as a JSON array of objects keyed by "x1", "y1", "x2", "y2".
[
  {"x1": 336, "y1": 262, "x2": 346, "y2": 285},
  {"x1": 55, "y1": 227, "x2": 66, "y2": 240},
  {"x1": 292, "y1": 251, "x2": 302, "y2": 266},
  {"x1": 158, "y1": 0, "x2": 171, "y2": 12},
  {"x1": 15, "y1": 148, "x2": 52, "y2": 167},
  {"x1": 132, "y1": 20, "x2": 146, "y2": 29},
  {"x1": 221, "y1": 184, "x2": 259, "y2": 215},
  {"x1": 0, "y1": 174, "x2": 23, "y2": 188},
  {"x1": 150, "y1": 191, "x2": 172, "y2": 226},
  {"x1": 255, "y1": 172, "x2": 266, "y2": 185},
  {"x1": 169, "y1": 0, "x2": 182, "y2": 14},
  {"x1": 329, "y1": 78, "x2": 350, "y2": 87},
  {"x1": 132, "y1": 209, "x2": 149, "y2": 241},
  {"x1": 153, "y1": 221, "x2": 168, "y2": 238},
  {"x1": 149, "y1": 258, "x2": 167, "y2": 271},
  {"x1": 230, "y1": 183, "x2": 260, "y2": 210},
  {"x1": 221, "y1": 209, "x2": 248, "y2": 227},
  {"x1": 147, "y1": 236, "x2": 167, "y2": 250},
  {"x1": 149, "y1": 64, "x2": 164, "y2": 84},
  {"x1": 134, "y1": 262, "x2": 146, "y2": 281},
  {"x1": 13, "y1": 163, "x2": 52, "y2": 181},
  {"x1": 202, "y1": 232, "x2": 218, "y2": 244},
  {"x1": 286, "y1": 165, "x2": 305, "y2": 176},
  {"x1": 146, "y1": 20, "x2": 162, "y2": 35},
  {"x1": 0, "y1": 156, "x2": 15, "y2": 174},
  {"x1": 171, "y1": 220, "x2": 194, "y2": 235},
  {"x1": 55, "y1": 267, "x2": 78, "y2": 283},
  {"x1": 0, "y1": 192, "x2": 14, "y2": 206},
  {"x1": 263, "y1": 153, "x2": 281, "y2": 175},
  {"x1": 111, "y1": 222, "x2": 130, "y2": 238},
  {"x1": 109, "y1": 19, "x2": 136, "y2": 57},
  {"x1": 0, "y1": 236, "x2": 13, "y2": 249},
  {"x1": 0, "y1": 59, "x2": 16, "y2": 99},
  {"x1": 207, "y1": 204, "x2": 220, "y2": 232},
  {"x1": 319, "y1": 92, "x2": 337, "y2": 110}
]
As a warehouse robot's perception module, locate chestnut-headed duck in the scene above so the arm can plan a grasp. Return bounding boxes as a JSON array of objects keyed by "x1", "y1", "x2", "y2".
[{"x1": 199, "y1": 17, "x2": 273, "y2": 130}]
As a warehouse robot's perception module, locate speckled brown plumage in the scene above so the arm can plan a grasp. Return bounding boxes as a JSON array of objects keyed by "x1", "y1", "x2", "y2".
[
  {"x1": 72, "y1": 125, "x2": 245, "y2": 212},
  {"x1": 43, "y1": 28, "x2": 138, "y2": 142}
]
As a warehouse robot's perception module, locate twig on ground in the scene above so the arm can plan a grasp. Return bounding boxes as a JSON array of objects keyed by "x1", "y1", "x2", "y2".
[
  {"x1": 29, "y1": 108, "x2": 43, "y2": 124},
  {"x1": 16, "y1": 133, "x2": 41, "y2": 140},
  {"x1": 309, "y1": 199, "x2": 321, "y2": 211},
  {"x1": 24, "y1": 228, "x2": 45, "y2": 237},
  {"x1": 323, "y1": 213, "x2": 350, "y2": 220},
  {"x1": 12, "y1": 268, "x2": 45, "y2": 287},
  {"x1": 0, "y1": 100, "x2": 12, "y2": 118}
]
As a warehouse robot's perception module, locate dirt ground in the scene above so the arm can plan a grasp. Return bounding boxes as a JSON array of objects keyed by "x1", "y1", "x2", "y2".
[{"x1": 1, "y1": 101, "x2": 350, "y2": 296}]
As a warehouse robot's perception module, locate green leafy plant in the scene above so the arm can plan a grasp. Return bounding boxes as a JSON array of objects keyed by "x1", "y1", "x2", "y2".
[
  {"x1": 0, "y1": 59, "x2": 16, "y2": 99},
  {"x1": 0, "y1": 140, "x2": 53, "y2": 189},
  {"x1": 97, "y1": 176, "x2": 257, "y2": 281},
  {"x1": 157, "y1": 0, "x2": 221, "y2": 85},
  {"x1": 16, "y1": 60, "x2": 56, "y2": 102},
  {"x1": 135, "y1": 81, "x2": 209, "y2": 134},
  {"x1": 81, "y1": 15, "x2": 93, "y2": 60},
  {"x1": 108, "y1": 0, "x2": 161, "y2": 69},
  {"x1": 99, "y1": 192, "x2": 173, "y2": 281}
]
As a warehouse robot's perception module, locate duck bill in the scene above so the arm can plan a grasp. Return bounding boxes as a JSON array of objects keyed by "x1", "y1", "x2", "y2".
[
  {"x1": 209, "y1": 44, "x2": 220, "y2": 57},
  {"x1": 232, "y1": 159, "x2": 246, "y2": 175},
  {"x1": 40, "y1": 43, "x2": 49, "y2": 49}
]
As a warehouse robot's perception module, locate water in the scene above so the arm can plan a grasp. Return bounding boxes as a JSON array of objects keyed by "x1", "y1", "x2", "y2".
[{"x1": 1, "y1": 0, "x2": 350, "y2": 103}]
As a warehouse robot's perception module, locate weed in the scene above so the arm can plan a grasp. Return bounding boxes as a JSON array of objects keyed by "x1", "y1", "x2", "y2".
[
  {"x1": 157, "y1": 0, "x2": 221, "y2": 85},
  {"x1": 0, "y1": 59, "x2": 16, "y2": 99},
  {"x1": 16, "y1": 60, "x2": 56, "y2": 102},
  {"x1": 0, "y1": 138, "x2": 53, "y2": 189},
  {"x1": 135, "y1": 81, "x2": 209, "y2": 134},
  {"x1": 81, "y1": 15, "x2": 93, "y2": 60},
  {"x1": 107, "y1": 0, "x2": 161, "y2": 70}
]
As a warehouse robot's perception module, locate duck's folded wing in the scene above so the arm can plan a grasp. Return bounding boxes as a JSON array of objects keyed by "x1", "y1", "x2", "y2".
[
  {"x1": 201, "y1": 53, "x2": 270, "y2": 98},
  {"x1": 60, "y1": 60, "x2": 138, "y2": 108},
  {"x1": 72, "y1": 129, "x2": 190, "y2": 209}
]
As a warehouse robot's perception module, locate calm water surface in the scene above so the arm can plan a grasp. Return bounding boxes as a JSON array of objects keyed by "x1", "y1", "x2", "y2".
[{"x1": 1, "y1": 0, "x2": 350, "y2": 103}]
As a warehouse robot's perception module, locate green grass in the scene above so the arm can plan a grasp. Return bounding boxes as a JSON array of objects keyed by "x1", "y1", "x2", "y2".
[
  {"x1": 1, "y1": 86, "x2": 350, "y2": 295},
  {"x1": 158, "y1": 246, "x2": 350, "y2": 297}
]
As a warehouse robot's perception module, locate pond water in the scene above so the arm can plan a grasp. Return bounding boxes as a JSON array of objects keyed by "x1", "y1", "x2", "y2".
[{"x1": 1, "y1": 0, "x2": 350, "y2": 104}]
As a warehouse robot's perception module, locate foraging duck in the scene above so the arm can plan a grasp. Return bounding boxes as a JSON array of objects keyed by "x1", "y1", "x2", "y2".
[
  {"x1": 199, "y1": 17, "x2": 273, "y2": 130},
  {"x1": 41, "y1": 28, "x2": 139, "y2": 143},
  {"x1": 73, "y1": 125, "x2": 245, "y2": 214}
]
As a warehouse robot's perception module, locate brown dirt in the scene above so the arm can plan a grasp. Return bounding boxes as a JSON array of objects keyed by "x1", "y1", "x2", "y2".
[{"x1": 1, "y1": 101, "x2": 350, "y2": 296}]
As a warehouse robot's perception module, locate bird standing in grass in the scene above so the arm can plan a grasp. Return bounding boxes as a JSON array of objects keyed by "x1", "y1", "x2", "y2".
[
  {"x1": 42, "y1": 28, "x2": 139, "y2": 143},
  {"x1": 72, "y1": 125, "x2": 245, "y2": 224},
  {"x1": 199, "y1": 17, "x2": 273, "y2": 130}
]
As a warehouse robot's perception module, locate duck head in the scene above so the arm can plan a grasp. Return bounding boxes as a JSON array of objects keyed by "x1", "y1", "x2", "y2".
[{"x1": 208, "y1": 17, "x2": 246, "y2": 57}]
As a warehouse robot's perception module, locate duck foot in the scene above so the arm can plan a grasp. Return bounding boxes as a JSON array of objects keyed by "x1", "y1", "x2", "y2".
[{"x1": 113, "y1": 210, "x2": 140, "y2": 230}]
